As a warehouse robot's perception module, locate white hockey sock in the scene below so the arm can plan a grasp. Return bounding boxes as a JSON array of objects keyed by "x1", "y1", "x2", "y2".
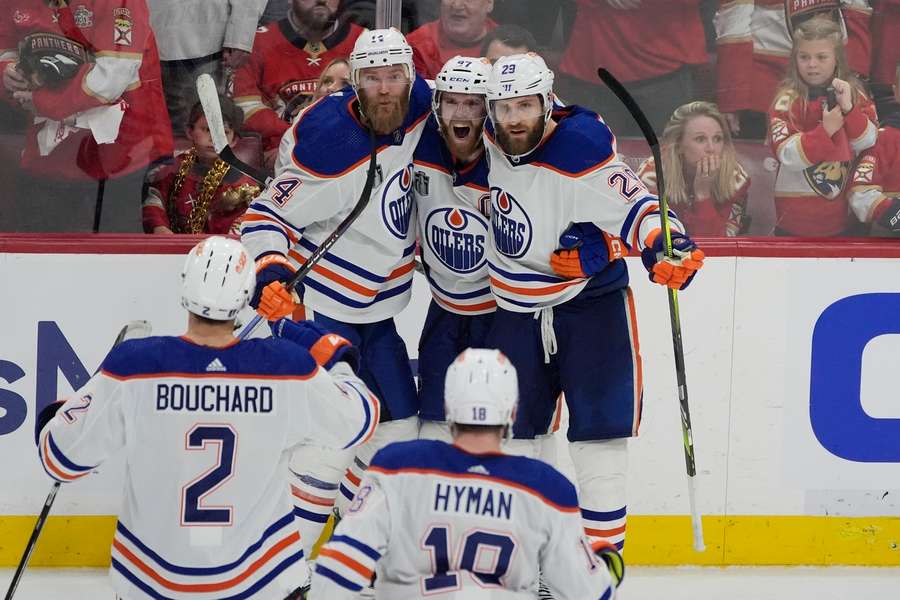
[
  {"x1": 288, "y1": 445, "x2": 353, "y2": 556},
  {"x1": 569, "y1": 439, "x2": 628, "y2": 550}
]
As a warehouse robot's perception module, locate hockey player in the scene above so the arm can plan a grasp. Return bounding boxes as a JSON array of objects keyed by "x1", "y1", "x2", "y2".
[
  {"x1": 241, "y1": 28, "x2": 432, "y2": 555},
  {"x1": 413, "y1": 55, "x2": 495, "y2": 441},
  {"x1": 482, "y1": 53, "x2": 705, "y2": 550},
  {"x1": 312, "y1": 348, "x2": 624, "y2": 599},
  {"x1": 35, "y1": 236, "x2": 379, "y2": 600}
]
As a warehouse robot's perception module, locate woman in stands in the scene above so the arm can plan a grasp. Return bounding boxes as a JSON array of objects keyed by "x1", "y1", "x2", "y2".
[
  {"x1": 767, "y1": 16, "x2": 878, "y2": 237},
  {"x1": 637, "y1": 101, "x2": 751, "y2": 236}
]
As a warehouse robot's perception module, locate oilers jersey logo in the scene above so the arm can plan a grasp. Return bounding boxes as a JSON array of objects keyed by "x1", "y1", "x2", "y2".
[
  {"x1": 425, "y1": 207, "x2": 488, "y2": 274},
  {"x1": 382, "y1": 163, "x2": 415, "y2": 239},
  {"x1": 491, "y1": 187, "x2": 532, "y2": 258}
]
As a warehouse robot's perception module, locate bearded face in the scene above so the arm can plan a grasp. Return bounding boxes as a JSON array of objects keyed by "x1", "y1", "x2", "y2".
[
  {"x1": 291, "y1": 0, "x2": 339, "y2": 32},
  {"x1": 491, "y1": 95, "x2": 546, "y2": 157},
  {"x1": 437, "y1": 91, "x2": 486, "y2": 160},
  {"x1": 356, "y1": 65, "x2": 411, "y2": 135}
]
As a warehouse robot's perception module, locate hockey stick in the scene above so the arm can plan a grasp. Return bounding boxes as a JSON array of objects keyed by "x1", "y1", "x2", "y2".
[
  {"x1": 4, "y1": 320, "x2": 152, "y2": 600},
  {"x1": 597, "y1": 68, "x2": 705, "y2": 553},
  {"x1": 196, "y1": 73, "x2": 272, "y2": 186},
  {"x1": 235, "y1": 127, "x2": 378, "y2": 341}
]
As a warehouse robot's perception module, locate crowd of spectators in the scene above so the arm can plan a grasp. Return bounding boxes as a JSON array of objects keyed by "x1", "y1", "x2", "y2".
[{"x1": 0, "y1": 0, "x2": 897, "y2": 238}]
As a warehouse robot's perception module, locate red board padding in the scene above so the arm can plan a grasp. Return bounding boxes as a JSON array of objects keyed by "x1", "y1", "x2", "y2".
[{"x1": 0, "y1": 233, "x2": 898, "y2": 258}]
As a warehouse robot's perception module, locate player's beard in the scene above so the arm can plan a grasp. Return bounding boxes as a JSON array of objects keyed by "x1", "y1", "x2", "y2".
[
  {"x1": 495, "y1": 118, "x2": 545, "y2": 157},
  {"x1": 292, "y1": 0, "x2": 337, "y2": 32},
  {"x1": 359, "y1": 92, "x2": 410, "y2": 135},
  {"x1": 439, "y1": 118, "x2": 484, "y2": 161}
]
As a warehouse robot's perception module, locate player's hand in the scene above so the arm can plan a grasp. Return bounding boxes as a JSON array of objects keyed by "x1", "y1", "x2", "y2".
[
  {"x1": 3, "y1": 62, "x2": 31, "y2": 93},
  {"x1": 831, "y1": 77, "x2": 853, "y2": 113},
  {"x1": 222, "y1": 47, "x2": 251, "y2": 70},
  {"x1": 550, "y1": 222, "x2": 625, "y2": 279},
  {"x1": 641, "y1": 230, "x2": 705, "y2": 290},
  {"x1": 252, "y1": 254, "x2": 298, "y2": 319},
  {"x1": 822, "y1": 104, "x2": 844, "y2": 137},
  {"x1": 873, "y1": 197, "x2": 900, "y2": 236},
  {"x1": 592, "y1": 539, "x2": 625, "y2": 588},
  {"x1": 270, "y1": 318, "x2": 360, "y2": 372}
]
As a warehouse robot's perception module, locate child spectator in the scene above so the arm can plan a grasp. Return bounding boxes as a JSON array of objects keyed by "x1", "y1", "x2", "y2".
[
  {"x1": 638, "y1": 101, "x2": 751, "y2": 236},
  {"x1": 768, "y1": 16, "x2": 878, "y2": 237},
  {"x1": 849, "y1": 63, "x2": 900, "y2": 237},
  {"x1": 715, "y1": 0, "x2": 872, "y2": 139},
  {"x1": 142, "y1": 98, "x2": 260, "y2": 235}
]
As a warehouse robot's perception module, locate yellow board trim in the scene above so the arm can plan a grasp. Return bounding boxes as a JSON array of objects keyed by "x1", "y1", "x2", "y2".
[{"x1": 2, "y1": 515, "x2": 899, "y2": 567}]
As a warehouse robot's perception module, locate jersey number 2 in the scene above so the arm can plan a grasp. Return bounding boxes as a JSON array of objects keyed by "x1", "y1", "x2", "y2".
[
  {"x1": 181, "y1": 424, "x2": 237, "y2": 525},
  {"x1": 422, "y1": 526, "x2": 516, "y2": 591}
]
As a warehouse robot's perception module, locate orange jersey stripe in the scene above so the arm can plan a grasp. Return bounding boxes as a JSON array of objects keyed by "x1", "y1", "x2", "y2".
[
  {"x1": 489, "y1": 275, "x2": 584, "y2": 297},
  {"x1": 291, "y1": 486, "x2": 335, "y2": 507},
  {"x1": 112, "y1": 531, "x2": 300, "y2": 593},
  {"x1": 241, "y1": 214, "x2": 299, "y2": 244},
  {"x1": 318, "y1": 547, "x2": 374, "y2": 580},
  {"x1": 585, "y1": 524, "x2": 627, "y2": 538},
  {"x1": 42, "y1": 434, "x2": 89, "y2": 482},
  {"x1": 102, "y1": 369, "x2": 318, "y2": 382},
  {"x1": 434, "y1": 296, "x2": 496, "y2": 313},
  {"x1": 625, "y1": 288, "x2": 643, "y2": 436}
]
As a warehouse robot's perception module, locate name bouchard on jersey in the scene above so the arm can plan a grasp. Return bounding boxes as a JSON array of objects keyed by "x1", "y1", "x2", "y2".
[
  {"x1": 490, "y1": 187, "x2": 532, "y2": 258},
  {"x1": 155, "y1": 384, "x2": 274, "y2": 414},
  {"x1": 382, "y1": 164, "x2": 415, "y2": 239},
  {"x1": 425, "y1": 207, "x2": 487, "y2": 273},
  {"x1": 433, "y1": 482, "x2": 513, "y2": 520}
]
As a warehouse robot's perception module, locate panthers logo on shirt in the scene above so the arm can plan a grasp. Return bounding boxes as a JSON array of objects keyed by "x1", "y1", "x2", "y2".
[
  {"x1": 804, "y1": 160, "x2": 848, "y2": 199},
  {"x1": 425, "y1": 207, "x2": 488, "y2": 274},
  {"x1": 382, "y1": 164, "x2": 415, "y2": 239},
  {"x1": 491, "y1": 187, "x2": 532, "y2": 258}
]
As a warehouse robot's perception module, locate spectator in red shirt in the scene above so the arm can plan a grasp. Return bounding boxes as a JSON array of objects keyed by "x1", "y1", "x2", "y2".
[
  {"x1": 143, "y1": 98, "x2": 260, "y2": 235},
  {"x1": 557, "y1": 0, "x2": 709, "y2": 137},
  {"x1": 406, "y1": 0, "x2": 497, "y2": 79},
  {"x1": 637, "y1": 101, "x2": 751, "y2": 237},
  {"x1": 0, "y1": 0, "x2": 173, "y2": 232},
  {"x1": 233, "y1": 0, "x2": 363, "y2": 154}
]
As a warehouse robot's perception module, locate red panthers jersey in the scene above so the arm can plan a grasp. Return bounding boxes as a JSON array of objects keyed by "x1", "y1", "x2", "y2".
[
  {"x1": 233, "y1": 19, "x2": 363, "y2": 151},
  {"x1": 0, "y1": 0, "x2": 173, "y2": 181}
]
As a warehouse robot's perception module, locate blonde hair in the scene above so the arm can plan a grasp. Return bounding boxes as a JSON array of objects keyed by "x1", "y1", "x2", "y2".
[
  {"x1": 660, "y1": 101, "x2": 741, "y2": 206},
  {"x1": 774, "y1": 16, "x2": 860, "y2": 116},
  {"x1": 315, "y1": 58, "x2": 351, "y2": 98}
]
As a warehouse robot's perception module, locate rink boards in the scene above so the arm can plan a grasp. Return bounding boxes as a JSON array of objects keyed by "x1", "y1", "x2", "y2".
[{"x1": 1, "y1": 234, "x2": 899, "y2": 566}]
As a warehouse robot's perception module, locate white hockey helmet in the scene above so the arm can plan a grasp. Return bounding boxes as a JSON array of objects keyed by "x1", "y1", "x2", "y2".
[
  {"x1": 181, "y1": 236, "x2": 255, "y2": 321},
  {"x1": 432, "y1": 55, "x2": 492, "y2": 120},
  {"x1": 445, "y1": 349, "x2": 518, "y2": 428},
  {"x1": 349, "y1": 28, "x2": 415, "y2": 89}
]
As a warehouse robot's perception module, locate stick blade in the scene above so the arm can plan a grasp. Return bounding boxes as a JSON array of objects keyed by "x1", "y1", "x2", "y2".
[{"x1": 196, "y1": 74, "x2": 229, "y2": 153}]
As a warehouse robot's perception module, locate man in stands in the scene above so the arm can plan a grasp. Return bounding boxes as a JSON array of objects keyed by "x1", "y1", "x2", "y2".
[
  {"x1": 407, "y1": 0, "x2": 497, "y2": 79},
  {"x1": 233, "y1": 0, "x2": 363, "y2": 156}
]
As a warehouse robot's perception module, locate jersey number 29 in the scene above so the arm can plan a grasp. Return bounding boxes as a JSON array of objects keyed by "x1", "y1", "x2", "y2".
[
  {"x1": 422, "y1": 525, "x2": 516, "y2": 591},
  {"x1": 181, "y1": 424, "x2": 237, "y2": 525}
]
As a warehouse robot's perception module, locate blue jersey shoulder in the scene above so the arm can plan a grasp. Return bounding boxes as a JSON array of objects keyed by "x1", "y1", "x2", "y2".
[
  {"x1": 293, "y1": 76, "x2": 433, "y2": 177},
  {"x1": 101, "y1": 336, "x2": 317, "y2": 379},
  {"x1": 534, "y1": 105, "x2": 616, "y2": 175},
  {"x1": 370, "y1": 439, "x2": 577, "y2": 509}
]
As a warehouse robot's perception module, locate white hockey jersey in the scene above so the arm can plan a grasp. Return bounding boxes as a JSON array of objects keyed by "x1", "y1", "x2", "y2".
[
  {"x1": 413, "y1": 115, "x2": 495, "y2": 315},
  {"x1": 38, "y1": 336, "x2": 379, "y2": 600},
  {"x1": 484, "y1": 106, "x2": 683, "y2": 312},
  {"x1": 240, "y1": 78, "x2": 433, "y2": 324},
  {"x1": 312, "y1": 440, "x2": 616, "y2": 600}
]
